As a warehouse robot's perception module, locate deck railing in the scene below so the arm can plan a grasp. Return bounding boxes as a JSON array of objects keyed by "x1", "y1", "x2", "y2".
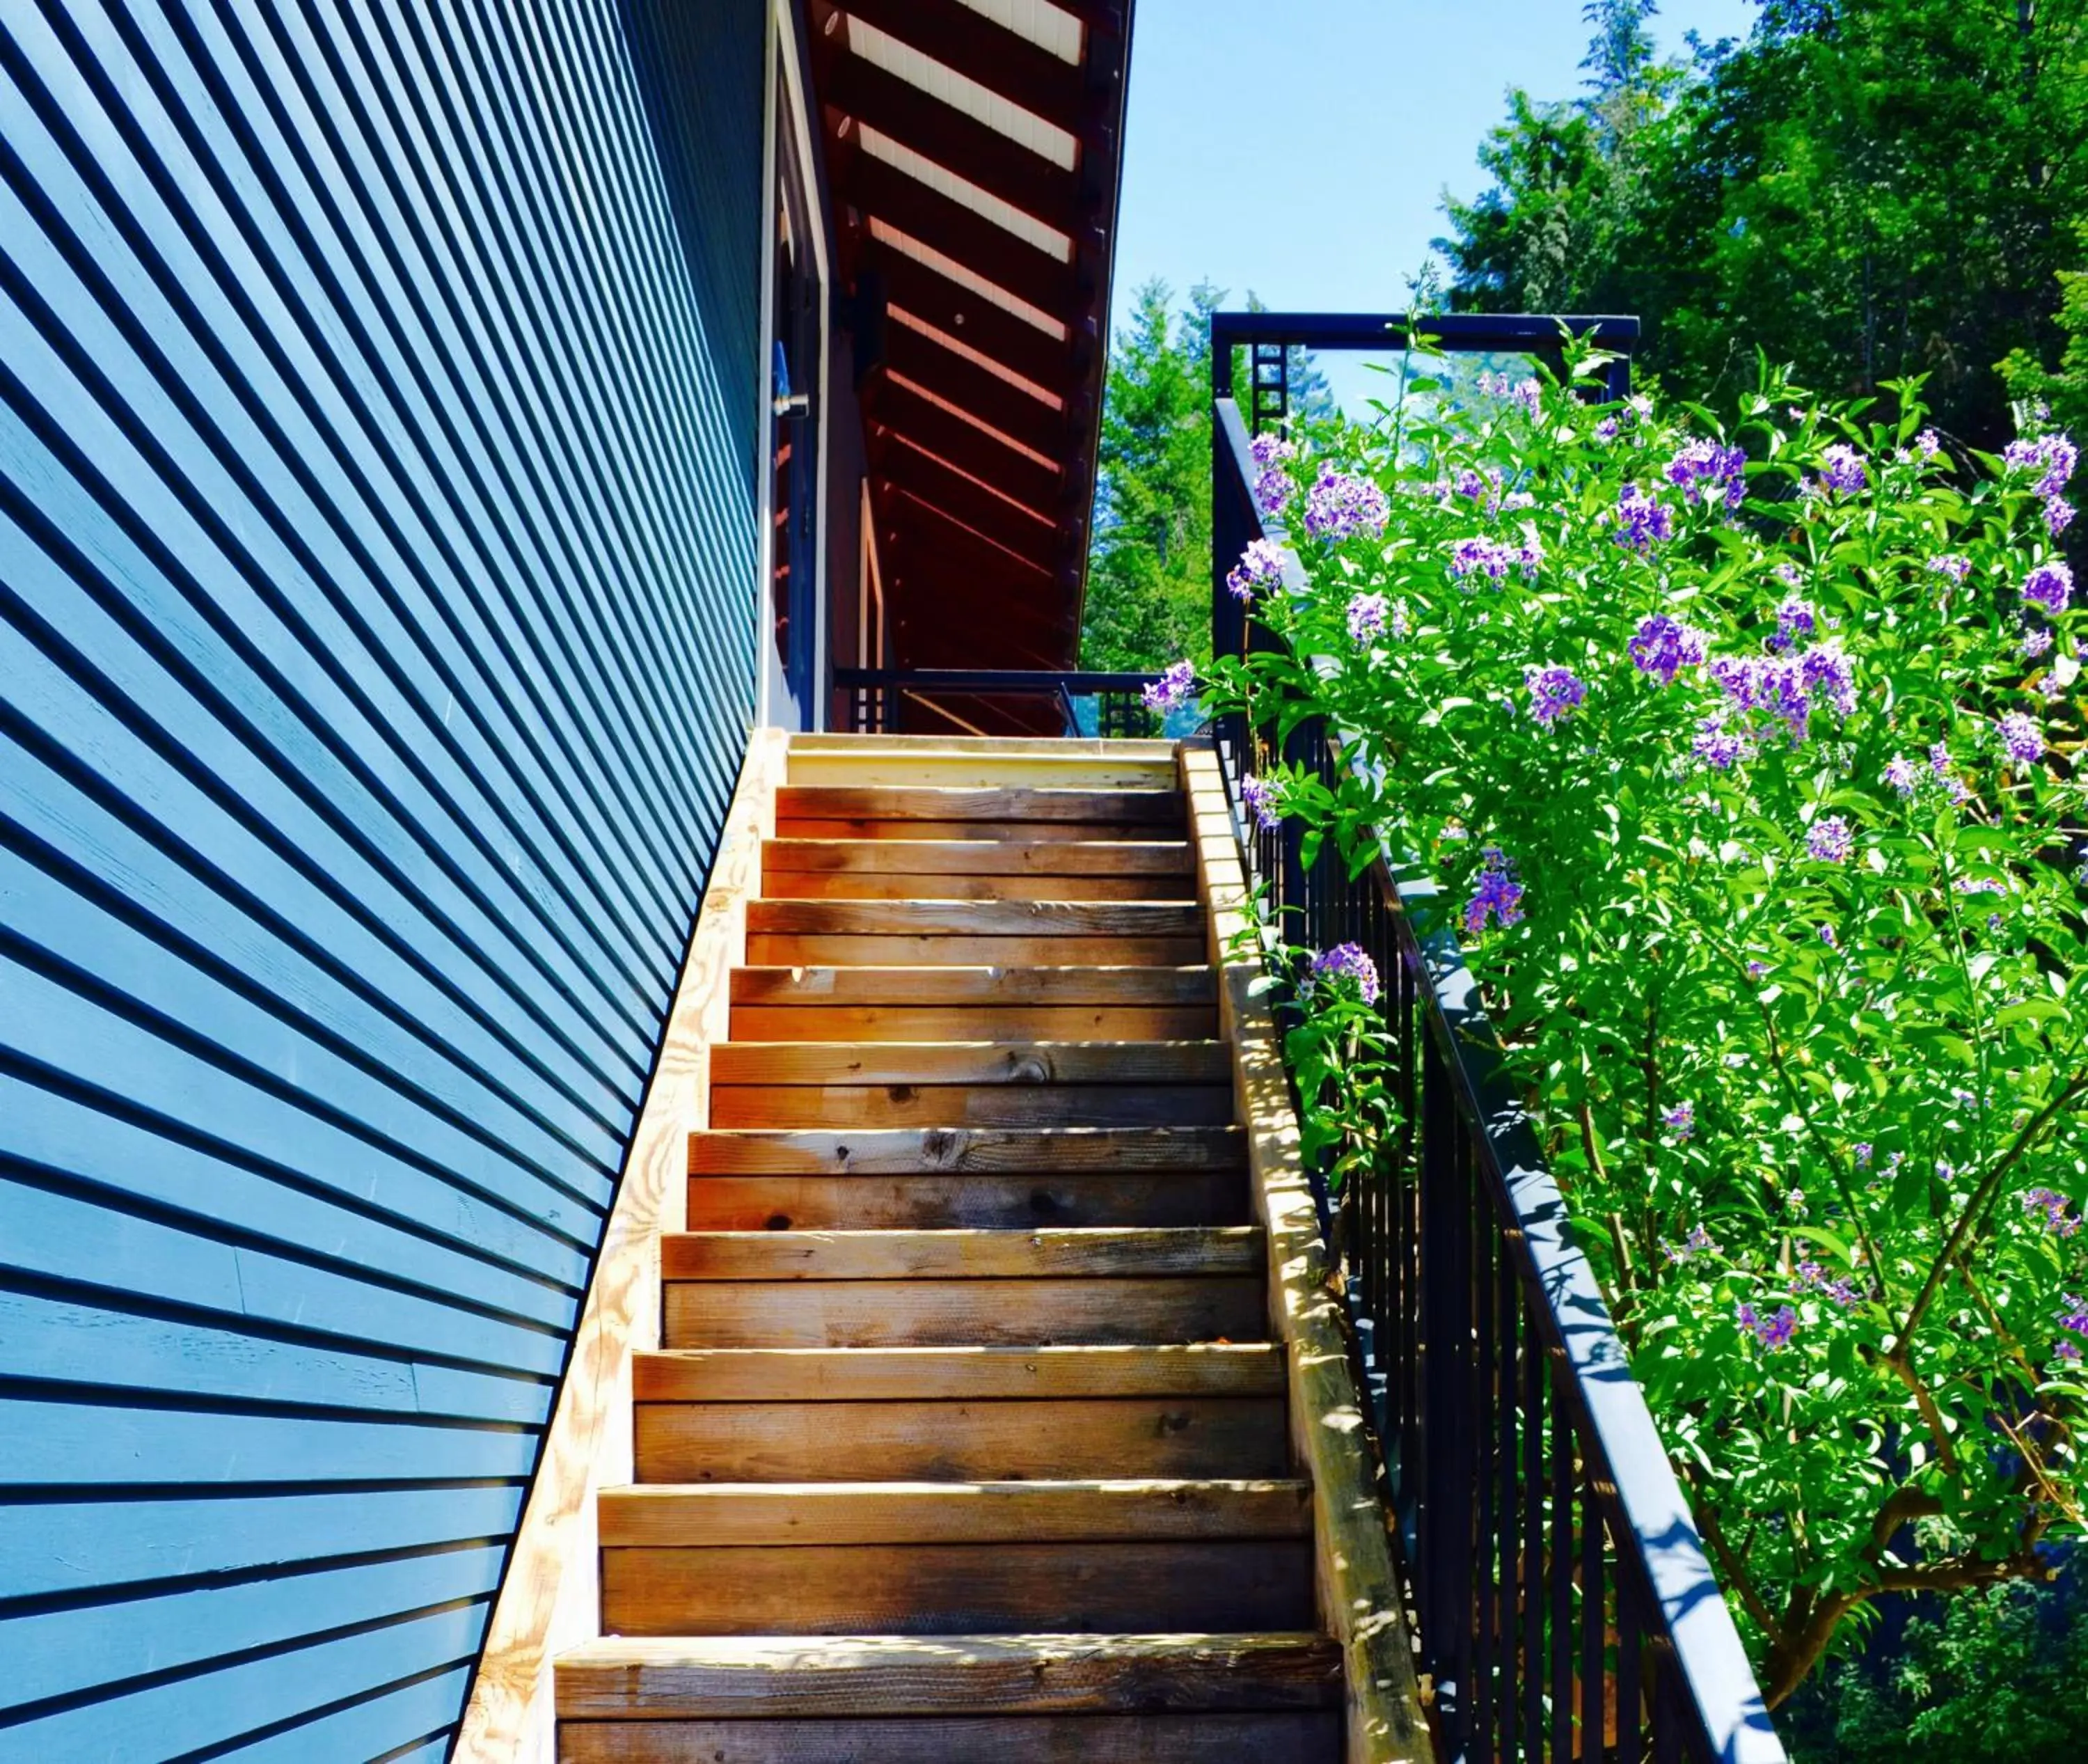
[
  {"x1": 1209, "y1": 313, "x2": 1787, "y2": 1764},
  {"x1": 833, "y1": 668, "x2": 1161, "y2": 739}
]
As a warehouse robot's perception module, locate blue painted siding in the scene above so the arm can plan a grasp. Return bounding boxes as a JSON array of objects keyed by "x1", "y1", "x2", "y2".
[{"x1": 0, "y1": 0, "x2": 766, "y2": 1755}]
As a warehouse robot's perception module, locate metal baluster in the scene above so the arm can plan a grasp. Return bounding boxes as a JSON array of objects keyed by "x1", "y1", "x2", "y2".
[
  {"x1": 1499, "y1": 1249, "x2": 1523, "y2": 1763},
  {"x1": 1581, "y1": 1473, "x2": 1606, "y2": 1761},
  {"x1": 1474, "y1": 1172, "x2": 1498, "y2": 1758},
  {"x1": 1551, "y1": 1401, "x2": 1574, "y2": 1761},
  {"x1": 1615, "y1": 1581, "x2": 1645, "y2": 1764},
  {"x1": 1522, "y1": 1310, "x2": 1544, "y2": 1756}
]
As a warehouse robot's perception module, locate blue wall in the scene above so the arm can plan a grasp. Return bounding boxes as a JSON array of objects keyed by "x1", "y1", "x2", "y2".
[{"x1": 0, "y1": 0, "x2": 764, "y2": 1755}]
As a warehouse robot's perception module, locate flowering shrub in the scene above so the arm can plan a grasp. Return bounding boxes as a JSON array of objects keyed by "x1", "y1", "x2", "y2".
[{"x1": 1196, "y1": 339, "x2": 2088, "y2": 1704}]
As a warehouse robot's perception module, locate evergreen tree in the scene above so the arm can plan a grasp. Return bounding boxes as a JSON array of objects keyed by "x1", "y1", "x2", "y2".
[{"x1": 1081, "y1": 279, "x2": 1217, "y2": 671}]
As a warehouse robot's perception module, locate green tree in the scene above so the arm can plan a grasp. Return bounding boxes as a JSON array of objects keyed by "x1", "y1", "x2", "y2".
[
  {"x1": 1438, "y1": 0, "x2": 2088, "y2": 449},
  {"x1": 2004, "y1": 221, "x2": 2088, "y2": 443},
  {"x1": 1081, "y1": 279, "x2": 1221, "y2": 670}
]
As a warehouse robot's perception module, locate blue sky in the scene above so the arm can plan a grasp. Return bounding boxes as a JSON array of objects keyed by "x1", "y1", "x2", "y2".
[{"x1": 1109, "y1": 0, "x2": 1759, "y2": 346}]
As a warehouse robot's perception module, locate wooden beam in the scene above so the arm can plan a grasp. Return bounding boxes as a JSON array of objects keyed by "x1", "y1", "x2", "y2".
[
  {"x1": 819, "y1": 51, "x2": 1085, "y2": 239},
  {"x1": 881, "y1": 323, "x2": 1068, "y2": 457},
  {"x1": 832, "y1": 0, "x2": 1090, "y2": 134},
  {"x1": 868, "y1": 245, "x2": 1071, "y2": 388},
  {"x1": 454, "y1": 729, "x2": 790, "y2": 1764},
  {"x1": 844, "y1": 155, "x2": 1077, "y2": 319},
  {"x1": 877, "y1": 449, "x2": 1059, "y2": 568},
  {"x1": 867, "y1": 379, "x2": 1064, "y2": 512},
  {"x1": 1178, "y1": 741, "x2": 1438, "y2": 1764}
]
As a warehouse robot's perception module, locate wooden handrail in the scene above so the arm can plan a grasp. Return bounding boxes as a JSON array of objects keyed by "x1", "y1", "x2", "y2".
[
  {"x1": 1180, "y1": 739, "x2": 1435, "y2": 1764},
  {"x1": 454, "y1": 727, "x2": 790, "y2": 1763}
]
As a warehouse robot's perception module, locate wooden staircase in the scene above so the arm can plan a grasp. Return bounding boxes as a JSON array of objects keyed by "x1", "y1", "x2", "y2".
[{"x1": 537, "y1": 736, "x2": 1415, "y2": 1763}]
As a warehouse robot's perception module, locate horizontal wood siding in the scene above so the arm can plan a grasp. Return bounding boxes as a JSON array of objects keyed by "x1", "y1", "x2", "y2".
[{"x1": 0, "y1": 0, "x2": 764, "y2": 1755}]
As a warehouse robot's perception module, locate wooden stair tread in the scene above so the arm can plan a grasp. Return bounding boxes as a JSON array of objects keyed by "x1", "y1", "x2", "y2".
[
  {"x1": 661, "y1": 1228, "x2": 1263, "y2": 1282},
  {"x1": 730, "y1": 966, "x2": 1217, "y2": 1005},
  {"x1": 555, "y1": 1630, "x2": 1345, "y2": 1718},
  {"x1": 631, "y1": 1344, "x2": 1286, "y2": 1401},
  {"x1": 711, "y1": 1041, "x2": 1231, "y2": 1087},
  {"x1": 763, "y1": 839, "x2": 1196, "y2": 875},
  {"x1": 689, "y1": 1126, "x2": 1245, "y2": 1174},
  {"x1": 596, "y1": 1480, "x2": 1314, "y2": 1546},
  {"x1": 775, "y1": 786, "x2": 1186, "y2": 824},
  {"x1": 747, "y1": 899, "x2": 1206, "y2": 938},
  {"x1": 785, "y1": 754, "x2": 1180, "y2": 790}
]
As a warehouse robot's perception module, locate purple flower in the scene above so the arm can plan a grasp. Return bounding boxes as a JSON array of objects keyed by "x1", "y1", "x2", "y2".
[
  {"x1": 1613, "y1": 483, "x2": 1675, "y2": 552},
  {"x1": 2023, "y1": 1188, "x2": 2081, "y2": 1238},
  {"x1": 1738, "y1": 1302, "x2": 1800, "y2": 1349},
  {"x1": 2059, "y1": 1294, "x2": 2088, "y2": 1338},
  {"x1": 1226, "y1": 538, "x2": 1287, "y2": 604},
  {"x1": 1302, "y1": 466, "x2": 1390, "y2": 542},
  {"x1": 1251, "y1": 434, "x2": 1298, "y2": 519},
  {"x1": 1663, "y1": 1222, "x2": 1718, "y2": 1264},
  {"x1": 1141, "y1": 660, "x2": 1197, "y2": 713},
  {"x1": 1666, "y1": 438, "x2": 1748, "y2": 510},
  {"x1": 1237, "y1": 773, "x2": 1281, "y2": 832},
  {"x1": 1307, "y1": 942, "x2": 1380, "y2": 1006},
  {"x1": 1449, "y1": 536, "x2": 1515, "y2": 583},
  {"x1": 1524, "y1": 663, "x2": 1587, "y2": 725},
  {"x1": 1768, "y1": 599, "x2": 1817, "y2": 654},
  {"x1": 1806, "y1": 816, "x2": 1854, "y2": 863},
  {"x1": 1998, "y1": 711, "x2": 2044, "y2": 767},
  {"x1": 1693, "y1": 714, "x2": 1748, "y2": 771},
  {"x1": 1594, "y1": 416, "x2": 1620, "y2": 443},
  {"x1": 1818, "y1": 924, "x2": 1838, "y2": 949},
  {"x1": 2009, "y1": 433, "x2": 2078, "y2": 500},
  {"x1": 1629, "y1": 613, "x2": 1709, "y2": 686},
  {"x1": 2023, "y1": 560, "x2": 2074, "y2": 615},
  {"x1": 1453, "y1": 466, "x2": 1503, "y2": 515},
  {"x1": 1464, "y1": 846, "x2": 1525, "y2": 938},
  {"x1": 1927, "y1": 553, "x2": 1972, "y2": 583},
  {"x1": 1821, "y1": 444, "x2": 1869, "y2": 494},
  {"x1": 2057, "y1": 1339, "x2": 2084, "y2": 1362},
  {"x1": 2023, "y1": 627, "x2": 2055, "y2": 660},
  {"x1": 1883, "y1": 755, "x2": 1920, "y2": 798},
  {"x1": 1663, "y1": 1101, "x2": 1695, "y2": 1141},
  {"x1": 1853, "y1": 1142, "x2": 1874, "y2": 1166},
  {"x1": 1746, "y1": 959, "x2": 1771, "y2": 979},
  {"x1": 1795, "y1": 1263, "x2": 1862, "y2": 1309},
  {"x1": 1798, "y1": 644, "x2": 1856, "y2": 719},
  {"x1": 2048, "y1": 498, "x2": 2076, "y2": 537},
  {"x1": 1513, "y1": 378, "x2": 1544, "y2": 417},
  {"x1": 1346, "y1": 592, "x2": 1390, "y2": 644},
  {"x1": 1915, "y1": 429, "x2": 1942, "y2": 459}
]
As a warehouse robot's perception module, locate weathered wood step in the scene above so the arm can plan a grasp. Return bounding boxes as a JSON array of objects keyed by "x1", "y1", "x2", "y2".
[
  {"x1": 708, "y1": 1085, "x2": 1235, "y2": 1130},
  {"x1": 730, "y1": 1004, "x2": 1222, "y2": 1044},
  {"x1": 686, "y1": 1169, "x2": 1247, "y2": 1231},
  {"x1": 775, "y1": 787, "x2": 1185, "y2": 826},
  {"x1": 661, "y1": 1228, "x2": 1263, "y2": 1282},
  {"x1": 555, "y1": 1630, "x2": 1343, "y2": 1719},
  {"x1": 764, "y1": 869, "x2": 1194, "y2": 901},
  {"x1": 663, "y1": 1274, "x2": 1266, "y2": 1348},
  {"x1": 747, "y1": 899, "x2": 1207, "y2": 940},
  {"x1": 748, "y1": 932, "x2": 1210, "y2": 968},
  {"x1": 598, "y1": 1535, "x2": 1316, "y2": 1636},
  {"x1": 558, "y1": 1711, "x2": 1343, "y2": 1763},
  {"x1": 777, "y1": 816, "x2": 1179, "y2": 843},
  {"x1": 634, "y1": 1396, "x2": 1291, "y2": 1483},
  {"x1": 730, "y1": 965, "x2": 1217, "y2": 1005},
  {"x1": 595, "y1": 1479, "x2": 1313, "y2": 1547},
  {"x1": 762, "y1": 838, "x2": 1195, "y2": 875},
  {"x1": 784, "y1": 751, "x2": 1180, "y2": 790},
  {"x1": 711, "y1": 1042, "x2": 1233, "y2": 1088},
  {"x1": 631, "y1": 1344, "x2": 1286, "y2": 1402},
  {"x1": 689, "y1": 1126, "x2": 1244, "y2": 1174}
]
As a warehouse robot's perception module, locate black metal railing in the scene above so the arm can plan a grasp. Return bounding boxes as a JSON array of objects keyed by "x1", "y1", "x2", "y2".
[
  {"x1": 834, "y1": 668, "x2": 1162, "y2": 739},
  {"x1": 1209, "y1": 313, "x2": 1786, "y2": 1764}
]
